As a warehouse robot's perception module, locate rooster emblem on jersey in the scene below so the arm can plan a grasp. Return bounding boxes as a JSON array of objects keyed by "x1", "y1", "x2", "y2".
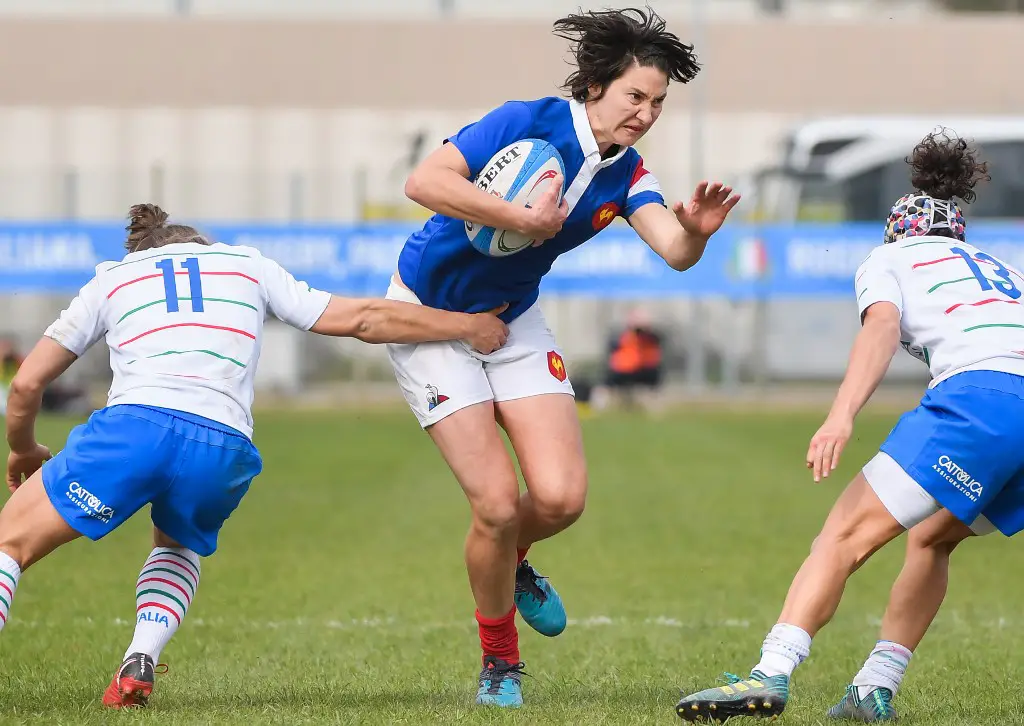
[
  {"x1": 547, "y1": 351, "x2": 567, "y2": 382},
  {"x1": 592, "y1": 202, "x2": 620, "y2": 231}
]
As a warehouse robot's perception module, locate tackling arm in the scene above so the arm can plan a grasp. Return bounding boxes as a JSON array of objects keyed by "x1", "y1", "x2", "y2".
[
  {"x1": 5, "y1": 338, "x2": 78, "y2": 453},
  {"x1": 309, "y1": 296, "x2": 508, "y2": 352}
]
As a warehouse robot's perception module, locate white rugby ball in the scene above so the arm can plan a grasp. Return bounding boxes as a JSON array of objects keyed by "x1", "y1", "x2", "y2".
[{"x1": 465, "y1": 139, "x2": 566, "y2": 257}]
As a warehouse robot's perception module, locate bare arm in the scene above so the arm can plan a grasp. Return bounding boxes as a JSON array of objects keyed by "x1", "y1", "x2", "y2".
[
  {"x1": 405, "y1": 144, "x2": 566, "y2": 241},
  {"x1": 806, "y1": 302, "x2": 902, "y2": 481},
  {"x1": 309, "y1": 296, "x2": 508, "y2": 353},
  {"x1": 627, "y1": 202, "x2": 713, "y2": 271},
  {"x1": 6, "y1": 338, "x2": 77, "y2": 453},
  {"x1": 828, "y1": 302, "x2": 902, "y2": 420},
  {"x1": 628, "y1": 182, "x2": 741, "y2": 272}
]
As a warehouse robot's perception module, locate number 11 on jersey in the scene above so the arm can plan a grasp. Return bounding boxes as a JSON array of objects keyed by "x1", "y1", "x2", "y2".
[{"x1": 156, "y1": 258, "x2": 205, "y2": 313}]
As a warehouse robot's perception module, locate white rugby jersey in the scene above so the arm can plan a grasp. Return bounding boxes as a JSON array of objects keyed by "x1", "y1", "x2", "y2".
[
  {"x1": 856, "y1": 234, "x2": 1024, "y2": 387},
  {"x1": 45, "y1": 242, "x2": 331, "y2": 437}
]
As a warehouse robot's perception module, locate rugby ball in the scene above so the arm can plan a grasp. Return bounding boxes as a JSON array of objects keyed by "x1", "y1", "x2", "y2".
[{"x1": 465, "y1": 139, "x2": 566, "y2": 257}]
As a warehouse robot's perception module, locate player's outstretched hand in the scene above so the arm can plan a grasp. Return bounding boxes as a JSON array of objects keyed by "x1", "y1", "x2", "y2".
[
  {"x1": 465, "y1": 304, "x2": 510, "y2": 354},
  {"x1": 521, "y1": 173, "x2": 568, "y2": 245},
  {"x1": 806, "y1": 413, "x2": 853, "y2": 483},
  {"x1": 6, "y1": 443, "x2": 52, "y2": 493},
  {"x1": 673, "y1": 181, "x2": 741, "y2": 239}
]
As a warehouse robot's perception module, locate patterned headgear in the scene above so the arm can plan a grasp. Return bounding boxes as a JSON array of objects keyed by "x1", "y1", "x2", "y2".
[{"x1": 883, "y1": 193, "x2": 966, "y2": 244}]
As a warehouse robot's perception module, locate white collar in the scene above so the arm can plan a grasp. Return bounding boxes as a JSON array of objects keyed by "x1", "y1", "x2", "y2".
[{"x1": 568, "y1": 98, "x2": 629, "y2": 170}]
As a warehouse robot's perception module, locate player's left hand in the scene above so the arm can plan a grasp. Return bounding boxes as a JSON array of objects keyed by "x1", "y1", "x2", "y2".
[
  {"x1": 806, "y1": 414, "x2": 853, "y2": 483},
  {"x1": 6, "y1": 443, "x2": 52, "y2": 493},
  {"x1": 673, "y1": 181, "x2": 741, "y2": 239}
]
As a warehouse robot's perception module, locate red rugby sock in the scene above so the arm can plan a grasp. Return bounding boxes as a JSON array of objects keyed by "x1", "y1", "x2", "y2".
[{"x1": 476, "y1": 606, "x2": 519, "y2": 664}]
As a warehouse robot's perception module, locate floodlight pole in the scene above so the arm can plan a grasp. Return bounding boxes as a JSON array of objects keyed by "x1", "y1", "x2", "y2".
[
  {"x1": 687, "y1": 0, "x2": 709, "y2": 392},
  {"x1": 690, "y1": 0, "x2": 707, "y2": 189}
]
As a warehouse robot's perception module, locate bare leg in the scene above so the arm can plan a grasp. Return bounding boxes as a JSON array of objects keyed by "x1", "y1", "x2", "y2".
[
  {"x1": 879, "y1": 510, "x2": 974, "y2": 650},
  {"x1": 835, "y1": 510, "x2": 977, "y2": 707},
  {"x1": 777, "y1": 473, "x2": 906, "y2": 635},
  {"x1": 0, "y1": 470, "x2": 80, "y2": 630},
  {"x1": 428, "y1": 402, "x2": 521, "y2": 620},
  {"x1": 493, "y1": 394, "x2": 587, "y2": 550},
  {"x1": 0, "y1": 470, "x2": 80, "y2": 570}
]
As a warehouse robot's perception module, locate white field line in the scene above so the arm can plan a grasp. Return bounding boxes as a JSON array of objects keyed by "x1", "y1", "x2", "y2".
[
  {"x1": 3, "y1": 613, "x2": 1016, "y2": 631},
  {"x1": 5, "y1": 615, "x2": 743, "y2": 631}
]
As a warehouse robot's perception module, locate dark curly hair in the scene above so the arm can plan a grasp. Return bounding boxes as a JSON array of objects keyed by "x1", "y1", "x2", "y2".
[
  {"x1": 125, "y1": 203, "x2": 211, "y2": 253},
  {"x1": 553, "y1": 7, "x2": 700, "y2": 103},
  {"x1": 908, "y1": 129, "x2": 990, "y2": 204}
]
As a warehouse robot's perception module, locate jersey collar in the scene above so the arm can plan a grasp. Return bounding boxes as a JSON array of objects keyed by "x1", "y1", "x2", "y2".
[{"x1": 569, "y1": 99, "x2": 629, "y2": 171}]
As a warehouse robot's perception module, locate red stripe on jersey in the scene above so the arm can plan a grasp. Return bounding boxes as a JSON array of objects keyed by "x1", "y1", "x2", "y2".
[
  {"x1": 108, "y1": 273, "x2": 162, "y2": 299},
  {"x1": 108, "y1": 270, "x2": 258, "y2": 299},
  {"x1": 118, "y1": 323, "x2": 256, "y2": 348},
  {"x1": 630, "y1": 158, "x2": 650, "y2": 188},
  {"x1": 201, "y1": 271, "x2": 259, "y2": 285},
  {"x1": 945, "y1": 298, "x2": 1021, "y2": 314}
]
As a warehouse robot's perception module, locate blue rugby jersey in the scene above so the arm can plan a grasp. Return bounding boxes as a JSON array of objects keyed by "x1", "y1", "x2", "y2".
[{"x1": 397, "y1": 97, "x2": 665, "y2": 322}]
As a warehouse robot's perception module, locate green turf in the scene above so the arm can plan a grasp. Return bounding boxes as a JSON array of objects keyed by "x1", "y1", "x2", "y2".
[{"x1": 0, "y1": 408, "x2": 1021, "y2": 725}]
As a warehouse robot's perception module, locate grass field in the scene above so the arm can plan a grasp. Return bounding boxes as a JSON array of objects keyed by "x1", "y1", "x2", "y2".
[{"x1": 1, "y1": 407, "x2": 1022, "y2": 725}]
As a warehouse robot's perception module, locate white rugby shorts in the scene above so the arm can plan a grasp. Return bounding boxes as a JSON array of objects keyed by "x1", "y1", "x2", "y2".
[{"x1": 385, "y1": 278, "x2": 574, "y2": 428}]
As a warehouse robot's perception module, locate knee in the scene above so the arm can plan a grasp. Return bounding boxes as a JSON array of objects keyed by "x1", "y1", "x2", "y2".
[
  {"x1": 812, "y1": 526, "x2": 885, "y2": 572},
  {"x1": 472, "y1": 494, "x2": 521, "y2": 538},
  {"x1": 908, "y1": 527, "x2": 964, "y2": 557},
  {"x1": 531, "y1": 474, "x2": 588, "y2": 527},
  {"x1": 0, "y1": 540, "x2": 35, "y2": 572}
]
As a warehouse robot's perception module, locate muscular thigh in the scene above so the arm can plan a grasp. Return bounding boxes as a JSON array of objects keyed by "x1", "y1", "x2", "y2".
[
  {"x1": 484, "y1": 304, "x2": 585, "y2": 500},
  {"x1": 495, "y1": 394, "x2": 586, "y2": 503},
  {"x1": 427, "y1": 401, "x2": 520, "y2": 510}
]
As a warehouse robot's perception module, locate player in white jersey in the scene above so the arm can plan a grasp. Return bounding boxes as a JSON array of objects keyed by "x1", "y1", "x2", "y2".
[
  {"x1": 1, "y1": 204, "x2": 508, "y2": 710},
  {"x1": 676, "y1": 131, "x2": 1024, "y2": 723}
]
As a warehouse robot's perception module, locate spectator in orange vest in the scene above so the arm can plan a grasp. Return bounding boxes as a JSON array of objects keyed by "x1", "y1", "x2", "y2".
[{"x1": 593, "y1": 307, "x2": 664, "y2": 409}]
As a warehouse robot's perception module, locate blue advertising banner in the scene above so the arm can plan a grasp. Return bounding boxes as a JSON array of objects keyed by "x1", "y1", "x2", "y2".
[{"x1": 2, "y1": 220, "x2": 1024, "y2": 299}]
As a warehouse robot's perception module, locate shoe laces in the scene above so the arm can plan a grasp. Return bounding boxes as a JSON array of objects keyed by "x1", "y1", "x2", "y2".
[
  {"x1": 514, "y1": 560, "x2": 548, "y2": 602},
  {"x1": 118, "y1": 655, "x2": 169, "y2": 680},
  {"x1": 481, "y1": 658, "x2": 529, "y2": 694}
]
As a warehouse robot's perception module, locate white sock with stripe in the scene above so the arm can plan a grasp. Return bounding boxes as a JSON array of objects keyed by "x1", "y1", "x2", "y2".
[
  {"x1": 0, "y1": 551, "x2": 21, "y2": 629},
  {"x1": 853, "y1": 640, "x2": 912, "y2": 698},
  {"x1": 125, "y1": 547, "x2": 201, "y2": 663}
]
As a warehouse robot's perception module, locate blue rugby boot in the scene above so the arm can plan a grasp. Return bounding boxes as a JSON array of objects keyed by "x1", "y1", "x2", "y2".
[
  {"x1": 514, "y1": 559, "x2": 566, "y2": 637},
  {"x1": 676, "y1": 670, "x2": 790, "y2": 722},
  {"x1": 827, "y1": 685, "x2": 898, "y2": 721},
  {"x1": 475, "y1": 656, "x2": 526, "y2": 707}
]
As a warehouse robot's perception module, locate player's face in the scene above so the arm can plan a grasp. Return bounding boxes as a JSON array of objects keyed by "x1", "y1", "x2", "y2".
[{"x1": 591, "y1": 63, "x2": 668, "y2": 148}]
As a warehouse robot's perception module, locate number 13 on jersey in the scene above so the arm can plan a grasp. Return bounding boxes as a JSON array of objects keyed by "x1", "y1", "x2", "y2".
[
  {"x1": 156, "y1": 258, "x2": 205, "y2": 313},
  {"x1": 951, "y1": 247, "x2": 1022, "y2": 300}
]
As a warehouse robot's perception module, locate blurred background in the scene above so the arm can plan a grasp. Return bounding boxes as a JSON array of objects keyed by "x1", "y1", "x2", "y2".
[{"x1": 1, "y1": 0, "x2": 1023, "y2": 408}]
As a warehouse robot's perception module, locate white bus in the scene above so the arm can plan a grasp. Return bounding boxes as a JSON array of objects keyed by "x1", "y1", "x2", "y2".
[{"x1": 752, "y1": 117, "x2": 1024, "y2": 222}]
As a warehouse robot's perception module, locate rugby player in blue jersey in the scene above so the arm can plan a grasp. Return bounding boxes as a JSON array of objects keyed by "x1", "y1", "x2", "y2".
[{"x1": 384, "y1": 7, "x2": 740, "y2": 707}]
